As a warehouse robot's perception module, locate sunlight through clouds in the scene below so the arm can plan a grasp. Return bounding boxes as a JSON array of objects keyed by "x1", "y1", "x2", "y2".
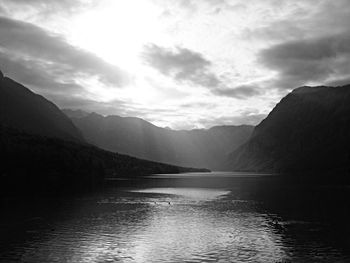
[
  {"x1": 69, "y1": 0, "x2": 161, "y2": 72},
  {"x1": 1, "y1": 0, "x2": 349, "y2": 129}
]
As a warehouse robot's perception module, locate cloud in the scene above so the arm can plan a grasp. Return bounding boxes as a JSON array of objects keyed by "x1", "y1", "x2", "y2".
[
  {"x1": 158, "y1": 0, "x2": 247, "y2": 15},
  {"x1": 0, "y1": 51, "x2": 85, "y2": 95},
  {"x1": 0, "y1": 0, "x2": 96, "y2": 17},
  {"x1": 213, "y1": 85, "x2": 262, "y2": 99},
  {"x1": 2, "y1": 0, "x2": 74, "y2": 8},
  {"x1": 142, "y1": 44, "x2": 220, "y2": 88},
  {"x1": 180, "y1": 102, "x2": 218, "y2": 109},
  {"x1": 194, "y1": 111, "x2": 266, "y2": 129},
  {"x1": 0, "y1": 16, "x2": 131, "y2": 89},
  {"x1": 241, "y1": 0, "x2": 350, "y2": 42},
  {"x1": 326, "y1": 76, "x2": 350, "y2": 87},
  {"x1": 0, "y1": 5, "x2": 6, "y2": 15},
  {"x1": 142, "y1": 44, "x2": 266, "y2": 100},
  {"x1": 238, "y1": 0, "x2": 350, "y2": 90},
  {"x1": 259, "y1": 34, "x2": 350, "y2": 89},
  {"x1": 230, "y1": 112, "x2": 266, "y2": 126},
  {"x1": 52, "y1": 95, "x2": 134, "y2": 116}
]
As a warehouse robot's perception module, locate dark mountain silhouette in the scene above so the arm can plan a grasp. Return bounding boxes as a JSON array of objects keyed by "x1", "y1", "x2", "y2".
[
  {"x1": 0, "y1": 70, "x2": 84, "y2": 142},
  {"x1": 226, "y1": 85, "x2": 350, "y2": 174},
  {"x1": 0, "y1": 126, "x2": 209, "y2": 195},
  {"x1": 63, "y1": 109, "x2": 253, "y2": 170},
  {"x1": 0, "y1": 71, "x2": 209, "y2": 195}
]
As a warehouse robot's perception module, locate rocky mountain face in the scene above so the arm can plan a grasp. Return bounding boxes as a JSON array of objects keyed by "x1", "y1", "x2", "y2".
[
  {"x1": 226, "y1": 85, "x2": 350, "y2": 173},
  {"x1": 0, "y1": 71, "x2": 84, "y2": 142},
  {"x1": 63, "y1": 110, "x2": 253, "y2": 170}
]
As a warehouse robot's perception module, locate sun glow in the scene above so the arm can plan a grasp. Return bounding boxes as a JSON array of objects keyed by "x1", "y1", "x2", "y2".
[
  {"x1": 56, "y1": 0, "x2": 278, "y2": 128},
  {"x1": 69, "y1": 0, "x2": 161, "y2": 72}
]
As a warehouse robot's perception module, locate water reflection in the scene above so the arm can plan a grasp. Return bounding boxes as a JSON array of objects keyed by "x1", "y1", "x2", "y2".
[
  {"x1": 131, "y1": 187, "x2": 230, "y2": 200},
  {"x1": 0, "y1": 174, "x2": 349, "y2": 263}
]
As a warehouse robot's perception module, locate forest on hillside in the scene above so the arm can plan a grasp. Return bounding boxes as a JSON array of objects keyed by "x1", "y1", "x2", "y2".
[{"x1": 0, "y1": 125, "x2": 208, "y2": 195}]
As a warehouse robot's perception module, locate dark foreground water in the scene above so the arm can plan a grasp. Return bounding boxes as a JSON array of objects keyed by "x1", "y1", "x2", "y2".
[{"x1": 1, "y1": 172, "x2": 350, "y2": 263}]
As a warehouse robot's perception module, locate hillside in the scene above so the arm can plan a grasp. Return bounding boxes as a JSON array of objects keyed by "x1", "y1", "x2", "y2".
[
  {"x1": 0, "y1": 71, "x2": 84, "y2": 142},
  {"x1": 0, "y1": 126, "x2": 209, "y2": 195},
  {"x1": 226, "y1": 85, "x2": 350, "y2": 173},
  {"x1": 0, "y1": 72, "x2": 209, "y2": 195},
  {"x1": 63, "y1": 110, "x2": 253, "y2": 170}
]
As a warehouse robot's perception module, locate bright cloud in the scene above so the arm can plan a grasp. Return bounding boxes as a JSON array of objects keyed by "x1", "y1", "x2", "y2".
[{"x1": 1, "y1": 0, "x2": 349, "y2": 129}]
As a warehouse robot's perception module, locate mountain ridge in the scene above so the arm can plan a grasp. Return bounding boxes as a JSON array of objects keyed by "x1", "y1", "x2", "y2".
[
  {"x1": 63, "y1": 109, "x2": 254, "y2": 170},
  {"x1": 63, "y1": 109, "x2": 252, "y2": 132},
  {"x1": 0, "y1": 72, "x2": 210, "y2": 195},
  {"x1": 0, "y1": 71, "x2": 85, "y2": 143},
  {"x1": 226, "y1": 84, "x2": 350, "y2": 174}
]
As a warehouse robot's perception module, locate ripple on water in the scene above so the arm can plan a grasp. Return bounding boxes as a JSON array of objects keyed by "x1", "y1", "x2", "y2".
[{"x1": 0, "y1": 186, "x2": 349, "y2": 263}]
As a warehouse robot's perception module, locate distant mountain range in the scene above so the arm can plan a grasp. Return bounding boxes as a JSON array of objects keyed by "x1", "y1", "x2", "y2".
[
  {"x1": 63, "y1": 109, "x2": 253, "y2": 170},
  {"x1": 0, "y1": 70, "x2": 208, "y2": 195},
  {"x1": 2, "y1": 67, "x2": 349, "y2": 187},
  {"x1": 226, "y1": 85, "x2": 350, "y2": 174}
]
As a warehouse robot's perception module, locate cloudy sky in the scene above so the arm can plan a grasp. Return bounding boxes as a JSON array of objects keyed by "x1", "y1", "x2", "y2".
[{"x1": 1, "y1": 0, "x2": 350, "y2": 129}]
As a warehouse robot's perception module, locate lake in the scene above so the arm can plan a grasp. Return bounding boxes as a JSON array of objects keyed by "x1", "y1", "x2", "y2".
[{"x1": 0, "y1": 172, "x2": 349, "y2": 262}]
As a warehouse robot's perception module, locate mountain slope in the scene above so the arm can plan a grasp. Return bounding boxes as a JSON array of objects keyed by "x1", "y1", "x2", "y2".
[
  {"x1": 0, "y1": 71, "x2": 209, "y2": 195},
  {"x1": 0, "y1": 126, "x2": 209, "y2": 195},
  {"x1": 226, "y1": 85, "x2": 350, "y2": 173},
  {"x1": 0, "y1": 71, "x2": 84, "y2": 142},
  {"x1": 63, "y1": 110, "x2": 253, "y2": 170}
]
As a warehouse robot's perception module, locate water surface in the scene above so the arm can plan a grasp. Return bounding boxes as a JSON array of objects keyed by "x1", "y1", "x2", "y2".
[{"x1": 0, "y1": 172, "x2": 349, "y2": 262}]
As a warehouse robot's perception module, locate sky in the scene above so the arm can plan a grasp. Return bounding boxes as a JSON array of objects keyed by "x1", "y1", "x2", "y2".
[{"x1": 1, "y1": 0, "x2": 350, "y2": 129}]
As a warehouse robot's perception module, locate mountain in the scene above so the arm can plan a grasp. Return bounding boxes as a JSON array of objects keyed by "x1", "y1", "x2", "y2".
[
  {"x1": 0, "y1": 126, "x2": 209, "y2": 195},
  {"x1": 226, "y1": 85, "x2": 350, "y2": 173},
  {"x1": 63, "y1": 110, "x2": 253, "y2": 170},
  {"x1": 0, "y1": 71, "x2": 209, "y2": 195},
  {"x1": 0, "y1": 71, "x2": 84, "y2": 142}
]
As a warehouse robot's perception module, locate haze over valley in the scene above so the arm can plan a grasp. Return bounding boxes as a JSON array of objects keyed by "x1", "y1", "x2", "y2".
[{"x1": 1, "y1": 1, "x2": 350, "y2": 262}]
